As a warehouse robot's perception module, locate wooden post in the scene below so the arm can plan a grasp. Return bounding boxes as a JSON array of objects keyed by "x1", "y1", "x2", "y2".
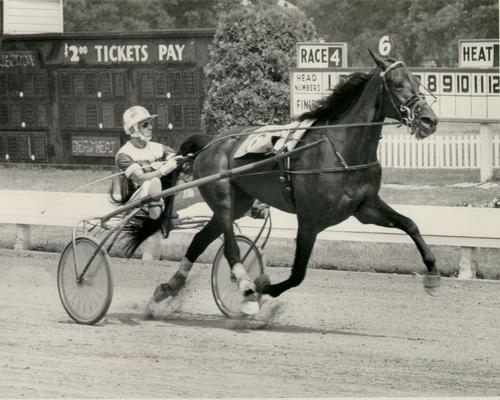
[
  {"x1": 14, "y1": 224, "x2": 31, "y2": 250},
  {"x1": 458, "y1": 246, "x2": 478, "y2": 279},
  {"x1": 480, "y1": 123, "x2": 493, "y2": 182}
]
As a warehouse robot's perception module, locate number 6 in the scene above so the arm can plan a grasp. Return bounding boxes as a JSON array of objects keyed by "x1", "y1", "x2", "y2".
[{"x1": 378, "y1": 36, "x2": 392, "y2": 56}]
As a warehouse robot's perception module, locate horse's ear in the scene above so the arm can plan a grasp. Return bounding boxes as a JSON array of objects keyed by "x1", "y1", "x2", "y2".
[{"x1": 368, "y1": 48, "x2": 390, "y2": 70}]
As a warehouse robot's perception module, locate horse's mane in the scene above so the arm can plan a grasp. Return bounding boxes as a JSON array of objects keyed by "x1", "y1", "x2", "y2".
[{"x1": 298, "y1": 70, "x2": 376, "y2": 122}]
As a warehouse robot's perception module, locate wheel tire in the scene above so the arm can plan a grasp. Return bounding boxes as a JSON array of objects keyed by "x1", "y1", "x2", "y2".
[
  {"x1": 57, "y1": 236, "x2": 113, "y2": 325},
  {"x1": 211, "y1": 235, "x2": 264, "y2": 319}
]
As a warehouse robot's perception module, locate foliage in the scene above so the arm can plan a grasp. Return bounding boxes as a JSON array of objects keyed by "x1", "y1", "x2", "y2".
[
  {"x1": 64, "y1": 0, "x2": 498, "y2": 66},
  {"x1": 165, "y1": 0, "x2": 219, "y2": 28},
  {"x1": 202, "y1": 2, "x2": 318, "y2": 135},
  {"x1": 64, "y1": 0, "x2": 218, "y2": 32},
  {"x1": 292, "y1": 0, "x2": 499, "y2": 67}
]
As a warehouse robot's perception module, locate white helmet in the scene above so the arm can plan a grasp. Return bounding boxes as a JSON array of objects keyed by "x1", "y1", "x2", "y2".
[{"x1": 122, "y1": 106, "x2": 157, "y2": 135}]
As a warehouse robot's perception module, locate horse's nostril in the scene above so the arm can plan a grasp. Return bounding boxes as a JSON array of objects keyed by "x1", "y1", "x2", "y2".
[{"x1": 421, "y1": 117, "x2": 435, "y2": 127}]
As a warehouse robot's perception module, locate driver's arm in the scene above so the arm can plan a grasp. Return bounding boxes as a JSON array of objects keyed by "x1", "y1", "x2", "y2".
[{"x1": 116, "y1": 153, "x2": 182, "y2": 186}]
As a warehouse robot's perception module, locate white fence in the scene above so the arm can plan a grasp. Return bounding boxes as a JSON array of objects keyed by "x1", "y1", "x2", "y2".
[{"x1": 378, "y1": 124, "x2": 500, "y2": 171}]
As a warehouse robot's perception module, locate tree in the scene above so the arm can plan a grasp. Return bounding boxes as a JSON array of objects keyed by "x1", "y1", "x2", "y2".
[
  {"x1": 64, "y1": 0, "x2": 176, "y2": 32},
  {"x1": 293, "y1": 0, "x2": 410, "y2": 66},
  {"x1": 202, "y1": 2, "x2": 318, "y2": 135},
  {"x1": 64, "y1": 0, "x2": 219, "y2": 32},
  {"x1": 170, "y1": 0, "x2": 219, "y2": 28},
  {"x1": 292, "y1": 0, "x2": 498, "y2": 67}
]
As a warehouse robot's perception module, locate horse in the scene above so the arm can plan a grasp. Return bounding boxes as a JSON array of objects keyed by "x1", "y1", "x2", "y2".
[{"x1": 131, "y1": 50, "x2": 440, "y2": 315}]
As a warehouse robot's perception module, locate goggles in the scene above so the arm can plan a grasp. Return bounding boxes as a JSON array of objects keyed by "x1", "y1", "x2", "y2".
[{"x1": 139, "y1": 120, "x2": 153, "y2": 129}]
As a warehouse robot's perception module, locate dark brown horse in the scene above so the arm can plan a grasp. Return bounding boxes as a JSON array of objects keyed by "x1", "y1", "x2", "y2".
[{"x1": 140, "y1": 51, "x2": 440, "y2": 315}]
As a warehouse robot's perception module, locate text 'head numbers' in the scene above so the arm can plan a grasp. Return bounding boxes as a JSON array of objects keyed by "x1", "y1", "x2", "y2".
[{"x1": 378, "y1": 35, "x2": 392, "y2": 57}]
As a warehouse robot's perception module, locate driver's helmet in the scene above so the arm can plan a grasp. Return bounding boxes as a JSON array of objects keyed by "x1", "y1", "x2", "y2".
[{"x1": 122, "y1": 105, "x2": 157, "y2": 135}]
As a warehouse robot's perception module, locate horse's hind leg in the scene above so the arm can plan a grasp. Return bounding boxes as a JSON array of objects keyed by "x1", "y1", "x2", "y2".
[
  {"x1": 152, "y1": 185, "x2": 256, "y2": 307},
  {"x1": 152, "y1": 217, "x2": 223, "y2": 303},
  {"x1": 355, "y1": 196, "x2": 440, "y2": 295}
]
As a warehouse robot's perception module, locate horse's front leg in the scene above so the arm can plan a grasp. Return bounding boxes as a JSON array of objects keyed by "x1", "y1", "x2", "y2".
[
  {"x1": 217, "y1": 204, "x2": 261, "y2": 315},
  {"x1": 259, "y1": 224, "x2": 318, "y2": 298},
  {"x1": 355, "y1": 196, "x2": 440, "y2": 295},
  {"x1": 198, "y1": 178, "x2": 258, "y2": 314}
]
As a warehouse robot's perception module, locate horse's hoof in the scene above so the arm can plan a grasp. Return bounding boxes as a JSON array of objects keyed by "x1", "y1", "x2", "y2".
[
  {"x1": 254, "y1": 273, "x2": 271, "y2": 294},
  {"x1": 142, "y1": 299, "x2": 156, "y2": 320},
  {"x1": 241, "y1": 293, "x2": 260, "y2": 315},
  {"x1": 152, "y1": 283, "x2": 173, "y2": 303},
  {"x1": 423, "y1": 273, "x2": 441, "y2": 296}
]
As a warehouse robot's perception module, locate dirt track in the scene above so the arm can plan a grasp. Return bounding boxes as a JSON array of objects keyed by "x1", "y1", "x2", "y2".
[{"x1": 0, "y1": 248, "x2": 499, "y2": 398}]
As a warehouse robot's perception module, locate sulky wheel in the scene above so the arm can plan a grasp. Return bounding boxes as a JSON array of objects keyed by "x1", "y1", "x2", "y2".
[
  {"x1": 57, "y1": 236, "x2": 113, "y2": 325},
  {"x1": 211, "y1": 235, "x2": 264, "y2": 319}
]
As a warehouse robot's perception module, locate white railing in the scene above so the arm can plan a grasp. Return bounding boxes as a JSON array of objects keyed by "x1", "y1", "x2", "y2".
[
  {"x1": 494, "y1": 134, "x2": 500, "y2": 168},
  {"x1": 378, "y1": 125, "x2": 500, "y2": 172},
  {"x1": 378, "y1": 132, "x2": 482, "y2": 168}
]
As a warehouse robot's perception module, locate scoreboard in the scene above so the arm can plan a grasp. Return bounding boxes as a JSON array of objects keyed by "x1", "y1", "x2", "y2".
[
  {"x1": 412, "y1": 69, "x2": 499, "y2": 120},
  {"x1": 290, "y1": 68, "x2": 500, "y2": 120}
]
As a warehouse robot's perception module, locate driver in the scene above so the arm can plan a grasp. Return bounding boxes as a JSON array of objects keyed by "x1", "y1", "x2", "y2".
[{"x1": 115, "y1": 105, "x2": 183, "y2": 220}]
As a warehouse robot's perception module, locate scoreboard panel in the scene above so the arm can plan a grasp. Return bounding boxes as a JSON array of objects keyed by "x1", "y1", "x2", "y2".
[
  {"x1": 296, "y1": 42, "x2": 348, "y2": 69},
  {"x1": 459, "y1": 39, "x2": 499, "y2": 68},
  {"x1": 290, "y1": 68, "x2": 500, "y2": 121}
]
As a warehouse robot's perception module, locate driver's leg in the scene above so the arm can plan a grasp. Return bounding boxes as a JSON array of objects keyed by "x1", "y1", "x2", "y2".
[{"x1": 145, "y1": 178, "x2": 164, "y2": 220}]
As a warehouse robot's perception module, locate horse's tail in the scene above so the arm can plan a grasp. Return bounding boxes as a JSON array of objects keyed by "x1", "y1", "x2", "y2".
[
  {"x1": 121, "y1": 133, "x2": 213, "y2": 258},
  {"x1": 176, "y1": 133, "x2": 213, "y2": 172}
]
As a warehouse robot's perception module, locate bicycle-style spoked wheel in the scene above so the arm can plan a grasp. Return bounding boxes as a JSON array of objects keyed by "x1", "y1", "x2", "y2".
[
  {"x1": 57, "y1": 236, "x2": 113, "y2": 325},
  {"x1": 211, "y1": 235, "x2": 264, "y2": 319}
]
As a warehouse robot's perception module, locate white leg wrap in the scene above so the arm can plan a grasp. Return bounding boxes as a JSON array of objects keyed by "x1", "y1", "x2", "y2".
[
  {"x1": 233, "y1": 263, "x2": 255, "y2": 292},
  {"x1": 178, "y1": 256, "x2": 193, "y2": 276},
  {"x1": 233, "y1": 263, "x2": 260, "y2": 315},
  {"x1": 232, "y1": 263, "x2": 247, "y2": 280}
]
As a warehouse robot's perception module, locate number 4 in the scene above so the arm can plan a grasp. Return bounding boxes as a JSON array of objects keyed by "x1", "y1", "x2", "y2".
[{"x1": 329, "y1": 48, "x2": 340, "y2": 66}]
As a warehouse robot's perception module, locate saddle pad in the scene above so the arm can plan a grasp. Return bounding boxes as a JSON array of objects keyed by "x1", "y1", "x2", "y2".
[{"x1": 234, "y1": 119, "x2": 315, "y2": 158}]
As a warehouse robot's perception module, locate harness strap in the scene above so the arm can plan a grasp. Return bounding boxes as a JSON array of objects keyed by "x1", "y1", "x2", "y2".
[
  {"x1": 277, "y1": 155, "x2": 296, "y2": 209},
  {"x1": 287, "y1": 160, "x2": 380, "y2": 174},
  {"x1": 325, "y1": 132, "x2": 350, "y2": 169},
  {"x1": 237, "y1": 160, "x2": 380, "y2": 178}
]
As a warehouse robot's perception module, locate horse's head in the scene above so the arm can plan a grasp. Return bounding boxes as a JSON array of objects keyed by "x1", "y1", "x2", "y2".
[{"x1": 369, "y1": 49, "x2": 438, "y2": 139}]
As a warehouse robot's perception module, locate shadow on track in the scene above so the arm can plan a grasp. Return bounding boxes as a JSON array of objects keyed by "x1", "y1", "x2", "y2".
[{"x1": 104, "y1": 311, "x2": 426, "y2": 341}]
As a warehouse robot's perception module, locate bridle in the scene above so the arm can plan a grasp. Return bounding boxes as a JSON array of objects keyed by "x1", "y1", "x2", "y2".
[{"x1": 379, "y1": 61, "x2": 436, "y2": 134}]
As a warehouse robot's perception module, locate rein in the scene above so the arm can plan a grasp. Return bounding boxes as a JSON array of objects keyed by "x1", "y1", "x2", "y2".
[
  {"x1": 39, "y1": 159, "x2": 185, "y2": 215},
  {"x1": 194, "y1": 61, "x2": 439, "y2": 160},
  {"x1": 202, "y1": 64, "x2": 432, "y2": 177},
  {"x1": 192, "y1": 120, "x2": 401, "y2": 159},
  {"x1": 184, "y1": 120, "x2": 400, "y2": 178}
]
